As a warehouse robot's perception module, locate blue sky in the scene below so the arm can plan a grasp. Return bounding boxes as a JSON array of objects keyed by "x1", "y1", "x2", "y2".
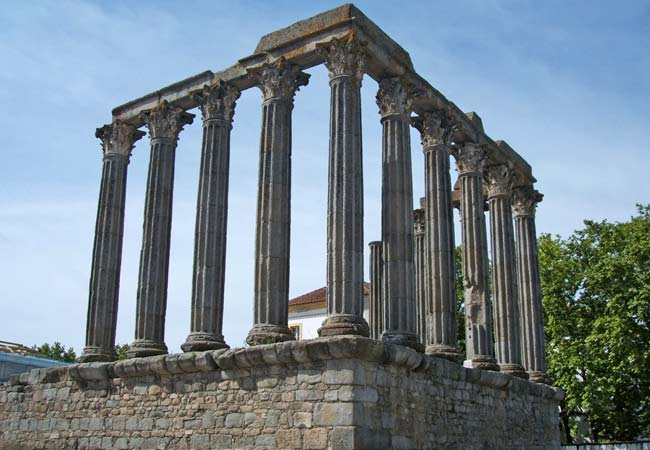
[{"x1": 0, "y1": 1, "x2": 648, "y2": 353}]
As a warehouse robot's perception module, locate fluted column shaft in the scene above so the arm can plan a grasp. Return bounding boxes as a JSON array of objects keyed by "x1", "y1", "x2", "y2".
[
  {"x1": 453, "y1": 143, "x2": 498, "y2": 370},
  {"x1": 376, "y1": 78, "x2": 423, "y2": 352},
  {"x1": 182, "y1": 82, "x2": 240, "y2": 352},
  {"x1": 369, "y1": 241, "x2": 384, "y2": 340},
  {"x1": 80, "y1": 122, "x2": 144, "y2": 362},
  {"x1": 128, "y1": 102, "x2": 194, "y2": 358},
  {"x1": 318, "y1": 36, "x2": 369, "y2": 337},
  {"x1": 514, "y1": 186, "x2": 550, "y2": 384},
  {"x1": 246, "y1": 59, "x2": 310, "y2": 346},
  {"x1": 487, "y1": 165, "x2": 527, "y2": 378},
  {"x1": 414, "y1": 206, "x2": 427, "y2": 343},
  {"x1": 412, "y1": 112, "x2": 460, "y2": 361}
]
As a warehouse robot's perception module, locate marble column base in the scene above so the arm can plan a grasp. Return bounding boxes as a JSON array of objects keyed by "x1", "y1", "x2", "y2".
[
  {"x1": 319, "y1": 314, "x2": 369, "y2": 338},
  {"x1": 126, "y1": 339, "x2": 168, "y2": 358},
  {"x1": 77, "y1": 346, "x2": 117, "y2": 363},
  {"x1": 382, "y1": 332, "x2": 425, "y2": 353},
  {"x1": 246, "y1": 324, "x2": 294, "y2": 346},
  {"x1": 425, "y1": 344, "x2": 462, "y2": 363},
  {"x1": 500, "y1": 363, "x2": 529, "y2": 379},
  {"x1": 528, "y1": 370, "x2": 552, "y2": 385},
  {"x1": 464, "y1": 355, "x2": 500, "y2": 371},
  {"x1": 181, "y1": 332, "x2": 229, "y2": 352}
]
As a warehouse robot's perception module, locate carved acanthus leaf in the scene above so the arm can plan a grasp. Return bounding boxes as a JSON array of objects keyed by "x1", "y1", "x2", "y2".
[
  {"x1": 413, "y1": 208, "x2": 426, "y2": 235},
  {"x1": 411, "y1": 110, "x2": 455, "y2": 148},
  {"x1": 485, "y1": 165, "x2": 513, "y2": 198},
  {"x1": 249, "y1": 57, "x2": 310, "y2": 102},
  {"x1": 376, "y1": 77, "x2": 413, "y2": 117},
  {"x1": 95, "y1": 121, "x2": 145, "y2": 158},
  {"x1": 512, "y1": 186, "x2": 543, "y2": 218},
  {"x1": 193, "y1": 81, "x2": 241, "y2": 123},
  {"x1": 140, "y1": 101, "x2": 194, "y2": 141},
  {"x1": 317, "y1": 35, "x2": 366, "y2": 82},
  {"x1": 451, "y1": 143, "x2": 486, "y2": 175}
]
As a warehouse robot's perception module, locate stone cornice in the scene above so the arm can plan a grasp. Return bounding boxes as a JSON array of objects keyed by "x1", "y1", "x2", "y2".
[
  {"x1": 411, "y1": 110, "x2": 454, "y2": 149},
  {"x1": 485, "y1": 164, "x2": 513, "y2": 199},
  {"x1": 376, "y1": 77, "x2": 413, "y2": 118},
  {"x1": 249, "y1": 57, "x2": 310, "y2": 102},
  {"x1": 140, "y1": 101, "x2": 195, "y2": 141},
  {"x1": 513, "y1": 185, "x2": 543, "y2": 218},
  {"x1": 317, "y1": 35, "x2": 366, "y2": 82},
  {"x1": 192, "y1": 81, "x2": 241, "y2": 124},
  {"x1": 95, "y1": 121, "x2": 145, "y2": 159},
  {"x1": 451, "y1": 143, "x2": 486, "y2": 176}
]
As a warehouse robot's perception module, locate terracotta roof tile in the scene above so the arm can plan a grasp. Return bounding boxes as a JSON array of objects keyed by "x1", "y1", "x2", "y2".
[{"x1": 289, "y1": 283, "x2": 369, "y2": 306}]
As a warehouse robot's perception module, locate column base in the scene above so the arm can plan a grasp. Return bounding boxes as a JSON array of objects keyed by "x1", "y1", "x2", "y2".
[
  {"x1": 464, "y1": 355, "x2": 499, "y2": 371},
  {"x1": 77, "y1": 346, "x2": 117, "y2": 363},
  {"x1": 499, "y1": 363, "x2": 529, "y2": 379},
  {"x1": 528, "y1": 370, "x2": 553, "y2": 385},
  {"x1": 246, "y1": 324, "x2": 294, "y2": 346},
  {"x1": 318, "y1": 314, "x2": 369, "y2": 338},
  {"x1": 126, "y1": 339, "x2": 168, "y2": 358},
  {"x1": 382, "y1": 332, "x2": 425, "y2": 353},
  {"x1": 425, "y1": 344, "x2": 462, "y2": 363},
  {"x1": 181, "y1": 332, "x2": 229, "y2": 352}
]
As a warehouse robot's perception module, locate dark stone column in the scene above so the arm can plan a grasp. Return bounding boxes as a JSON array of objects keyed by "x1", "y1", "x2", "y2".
[
  {"x1": 317, "y1": 36, "x2": 369, "y2": 337},
  {"x1": 414, "y1": 203, "x2": 427, "y2": 344},
  {"x1": 127, "y1": 101, "x2": 194, "y2": 358},
  {"x1": 368, "y1": 241, "x2": 384, "y2": 340},
  {"x1": 246, "y1": 58, "x2": 310, "y2": 346},
  {"x1": 376, "y1": 77, "x2": 423, "y2": 352},
  {"x1": 79, "y1": 122, "x2": 145, "y2": 362},
  {"x1": 182, "y1": 82, "x2": 240, "y2": 352},
  {"x1": 513, "y1": 185, "x2": 551, "y2": 384},
  {"x1": 486, "y1": 165, "x2": 527, "y2": 378},
  {"x1": 452, "y1": 143, "x2": 498, "y2": 370},
  {"x1": 412, "y1": 112, "x2": 461, "y2": 362}
]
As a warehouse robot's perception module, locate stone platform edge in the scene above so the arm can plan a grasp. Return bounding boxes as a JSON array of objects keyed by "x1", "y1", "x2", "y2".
[{"x1": 6, "y1": 336, "x2": 564, "y2": 401}]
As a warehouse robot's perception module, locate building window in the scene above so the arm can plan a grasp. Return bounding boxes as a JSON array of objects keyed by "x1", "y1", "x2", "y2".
[{"x1": 289, "y1": 324, "x2": 302, "y2": 340}]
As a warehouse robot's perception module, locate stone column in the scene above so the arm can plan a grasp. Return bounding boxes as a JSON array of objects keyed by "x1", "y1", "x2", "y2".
[
  {"x1": 414, "y1": 204, "x2": 427, "y2": 344},
  {"x1": 486, "y1": 165, "x2": 527, "y2": 378},
  {"x1": 513, "y1": 185, "x2": 550, "y2": 384},
  {"x1": 246, "y1": 58, "x2": 310, "y2": 346},
  {"x1": 182, "y1": 82, "x2": 240, "y2": 352},
  {"x1": 452, "y1": 143, "x2": 498, "y2": 370},
  {"x1": 376, "y1": 77, "x2": 423, "y2": 352},
  {"x1": 412, "y1": 112, "x2": 461, "y2": 362},
  {"x1": 127, "y1": 101, "x2": 194, "y2": 358},
  {"x1": 79, "y1": 121, "x2": 145, "y2": 362},
  {"x1": 368, "y1": 241, "x2": 384, "y2": 340},
  {"x1": 317, "y1": 36, "x2": 369, "y2": 337}
]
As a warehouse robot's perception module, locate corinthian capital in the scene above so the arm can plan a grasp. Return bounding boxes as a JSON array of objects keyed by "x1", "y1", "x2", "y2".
[
  {"x1": 512, "y1": 186, "x2": 543, "y2": 218},
  {"x1": 411, "y1": 110, "x2": 454, "y2": 148},
  {"x1": 485, "y1": 164, "x2": 513, "y2": 198},
  {"x1": 451, "y1": 143, "x2": 486, "y2": 175},
  {"x1": 249, "y1": 57, "x2": 310, "y2": 102},
  {"x1": 414, "y1": 208, "x2": 426, "y2": 236},
  {"x1": 376, "y1": 77, "x2": 413, "y2": 118},
  {"x1": 140, "y1": 101, "x2": 195, "y2": 141},
  {"x1": 317, "y1": 35, "x2": 366, "y2": 82},
  {"x1": 95, "y1": 121, "x2": 145, "y2": 158},
  {"x1": 193, "y1": 81, "x2": 241, "y2": 123}
]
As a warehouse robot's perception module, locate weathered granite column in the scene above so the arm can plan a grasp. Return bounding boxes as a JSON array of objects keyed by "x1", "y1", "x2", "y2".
[
  {"x1": 182, "y1": 82, "x2": 240, "y2": 352},
  {"x1": 486, "y1": 165, "x2": 527, "y2": 378},
  {"x1": 412, "y1": 112, "x2": 461, "y2": 361},
  {"x1": 376, "y1": 77, "x2": 423, "y2": 352},
  {"x1": 317, "y1": 36, "x2": 369, "y2": 337},
  {"x1": 127, "y1": 101, "x2": 194, "y2": 358},
  {"x1": 80, "y1": 122, "x2": 145, "y2": 362},
  {"x1": 513, "y1": 185, "x2": 550, "y2": 384},
  {"x1": 246, "y1": 58, "x2": 310, "y2": 346},
  {"x1": 414, "y1": 204, "x2": 427, "y2": 344},
  {"x1": 452, "y1": 143, "x2": 498, "y2": 370},
  {"x1": 369, "y1": 241, "x2": 384, "y2": 340}
]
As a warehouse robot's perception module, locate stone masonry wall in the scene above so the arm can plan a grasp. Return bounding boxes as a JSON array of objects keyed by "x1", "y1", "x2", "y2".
[{"x1": 0, "y1": 337, "x2": 563, "y2": 450}]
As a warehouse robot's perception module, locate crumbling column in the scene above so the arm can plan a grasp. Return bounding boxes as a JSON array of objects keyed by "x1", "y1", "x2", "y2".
[
  {"x1": 412, "y1": 112, "x2": 461, "y2": 362},
  {"x1": 368, "y1": 241, "x2": 384, "y2": 340},
  {"x1": 376, "y1": 77, "x2": 423, "y2": 352},
  {"x1": 317, "y1": 36, "x2": 369, "y2": 337},
  {"x1": 79, "y1": 121, "x2": 145, "y2": 362},
  {"x1": 414, "y1": 203, "x2": 427, "y2": 344},
  {"x1": 513, "y1": 185, "x2": 551, "y2": 384},
  {"x1": 452, "y1": 143, "x2": 498, "y2": 370},
  {"x1": 486, "y1": 165, "x2": 527, "y2": 378},
  {"x1": 127, "y1": 101, "x2": 194, "y2": 358},
  {"x1": 182, "y1": 82, "x2": 240, "y2": 352},
  {"x1": 246, "y1": 58, "x2": 310, "y2": 346}
]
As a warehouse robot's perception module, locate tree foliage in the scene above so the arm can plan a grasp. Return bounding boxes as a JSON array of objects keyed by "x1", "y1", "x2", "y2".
[
  {"x1": 539, "y1": 205, "x2": 650, "y2": 442},
  {"x1": 32, "y1": 342, "x2": 76, "y2": 362}
]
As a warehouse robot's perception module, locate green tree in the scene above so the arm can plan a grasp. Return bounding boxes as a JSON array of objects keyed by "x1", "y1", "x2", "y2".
[
  {"x1": 32, "y1": 342, "x2": 76, "y2": 362},
  {"x1": 115, "y1": 344, "x2": 130, "y2": 360},
  {"x1": 539, "y1": 205, "x2": 650, "y2": 442}
]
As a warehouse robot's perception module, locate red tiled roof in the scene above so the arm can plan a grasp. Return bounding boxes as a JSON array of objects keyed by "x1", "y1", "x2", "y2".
[{"x1": 289, "y1": 283, "x2": 369, "y2": 306}]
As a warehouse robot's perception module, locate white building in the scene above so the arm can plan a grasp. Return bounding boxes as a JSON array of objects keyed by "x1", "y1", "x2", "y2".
[{"x1": 288, "y1": 283, "x2": 369, "y2": 340}]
